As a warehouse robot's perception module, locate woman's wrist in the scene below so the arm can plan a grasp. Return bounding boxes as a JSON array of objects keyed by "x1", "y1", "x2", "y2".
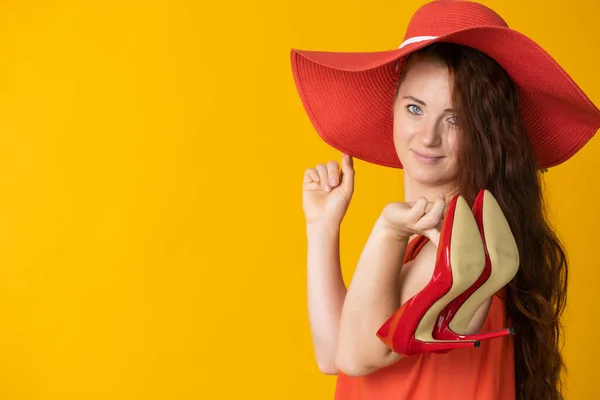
[
  {"x1": 306, "y1": 220, "x2": 341, "y2": 239},
  {"x1": 374, "y1": 214, "x2": 411, "y2": 242}
]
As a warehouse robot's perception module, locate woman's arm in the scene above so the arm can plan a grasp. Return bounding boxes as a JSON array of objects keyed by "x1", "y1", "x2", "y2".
[
  {"x1": 306, "y1": 222, "x2": 347, "y2": 375},
  {"x1": 334, "y1": 218, "x2": 407, "y2": 376},
  {"x1": 335, "y1": 197, "x2": 446, "y2": 376},
  {"x1": 302, "y1": 154, "x2": 355, "y2": 375}
]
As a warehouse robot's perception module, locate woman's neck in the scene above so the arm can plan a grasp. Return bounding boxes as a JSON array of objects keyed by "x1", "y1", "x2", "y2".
[{"x1": 402, "y1": 173, "x2": 459, "y2": 204}]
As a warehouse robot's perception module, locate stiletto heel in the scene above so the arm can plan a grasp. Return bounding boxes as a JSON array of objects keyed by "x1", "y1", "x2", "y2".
[
  {"x1": 432, "y1": 190, "x2": 519, "y2": 343},
  {"x1": 376, "y1": 195, "x2": 486, "y2": 356}
]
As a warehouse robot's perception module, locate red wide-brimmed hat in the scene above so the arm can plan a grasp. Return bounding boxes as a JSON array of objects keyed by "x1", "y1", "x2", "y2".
[{"x1": 290, "y1": 0, "x2": 600, "y2": 169}]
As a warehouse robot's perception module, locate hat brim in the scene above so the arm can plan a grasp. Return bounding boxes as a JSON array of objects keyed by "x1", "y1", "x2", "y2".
[{"x1": 291, "y1": 26, "x2": 600, "y2": 169}]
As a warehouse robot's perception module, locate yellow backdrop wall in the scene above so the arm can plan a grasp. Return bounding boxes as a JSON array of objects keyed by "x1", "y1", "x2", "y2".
[{"x1": 0, "y1": 0, "x2": 597, "y2": 398}]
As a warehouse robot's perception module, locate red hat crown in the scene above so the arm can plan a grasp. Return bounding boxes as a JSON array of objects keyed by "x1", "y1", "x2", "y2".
[{"x1": 402, "y1": 1, "x2": 508, "y2": 47}]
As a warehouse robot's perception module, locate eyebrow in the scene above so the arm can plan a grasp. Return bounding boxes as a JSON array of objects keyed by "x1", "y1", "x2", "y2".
[{"x1": 403, "y1": 96, "x2": 454, "y2": 112}]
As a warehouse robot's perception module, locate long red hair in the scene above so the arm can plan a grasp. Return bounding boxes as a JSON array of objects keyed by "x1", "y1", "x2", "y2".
[{"x1": 399, "y1": 43, "x2": 568, "y2": 400}]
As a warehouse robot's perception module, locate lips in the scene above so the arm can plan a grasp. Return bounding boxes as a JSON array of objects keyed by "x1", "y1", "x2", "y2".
[{"x1": 411, "y1": 149, "x2": 444, "y2": 165}]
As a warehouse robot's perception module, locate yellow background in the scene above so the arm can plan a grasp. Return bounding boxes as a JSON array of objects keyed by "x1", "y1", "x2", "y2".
[{"x1": 0, "y1": 0, "x2": 597, "y2": 398}]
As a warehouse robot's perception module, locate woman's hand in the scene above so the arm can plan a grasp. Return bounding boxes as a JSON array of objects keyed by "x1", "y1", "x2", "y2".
[
  {"x1": 302, "y1": 154, "x2": 354, "y2": 227},
  {"x1": 379, "y1": 195, "x2": 446, "y2": 246}
]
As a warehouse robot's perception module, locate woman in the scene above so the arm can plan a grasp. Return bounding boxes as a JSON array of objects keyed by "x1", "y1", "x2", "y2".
[{"x1": 293, "y1": 1, "x2": 600, "y2": 399}]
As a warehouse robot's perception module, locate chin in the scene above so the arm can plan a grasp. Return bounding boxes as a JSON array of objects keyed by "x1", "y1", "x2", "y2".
[{"x1": 406, "y1": 164, "x2": 455, "y2": 187}]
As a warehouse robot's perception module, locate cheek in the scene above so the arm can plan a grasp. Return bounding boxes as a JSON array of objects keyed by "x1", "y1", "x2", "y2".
[
  {"x1": 393, "y1": 115, "x2": 416, "y2": 150},
  {"x1": 446, "y1": 130, "x2": 459, "y2": 157}
]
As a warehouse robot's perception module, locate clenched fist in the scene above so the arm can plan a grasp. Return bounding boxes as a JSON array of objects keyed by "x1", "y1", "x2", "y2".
[
  {"x1": 302, "y1": 154, "x2": 355, "y2": 227},
  {"x1": 380, "y1": 196, "x2": 446, "y2": 246}
]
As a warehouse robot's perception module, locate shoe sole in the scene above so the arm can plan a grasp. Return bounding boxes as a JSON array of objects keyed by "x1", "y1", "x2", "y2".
[
  {"x1": 415, "y1": 196, "x2": 485, "y2": 343},
  {"x1": 448, "y1": 190, "x2": 519, "y2": 334}
]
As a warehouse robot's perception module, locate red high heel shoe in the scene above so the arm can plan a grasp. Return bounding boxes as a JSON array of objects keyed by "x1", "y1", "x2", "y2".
[
  {"x1": 432, "y1": 190, "x2": 519, "y2": 343},
  {"x1": 376, "y1": 194, "x2": 487, "y2": 356}
]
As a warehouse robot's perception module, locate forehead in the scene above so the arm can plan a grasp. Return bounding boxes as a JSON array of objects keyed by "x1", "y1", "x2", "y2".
[{"x1": 398, "y1": 58, "x2": 453, "y2": 100}]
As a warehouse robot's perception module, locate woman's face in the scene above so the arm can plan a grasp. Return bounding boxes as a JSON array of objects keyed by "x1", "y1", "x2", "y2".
[{"x1": 393, "y1": 56, "x2": 459, "y2": 188}]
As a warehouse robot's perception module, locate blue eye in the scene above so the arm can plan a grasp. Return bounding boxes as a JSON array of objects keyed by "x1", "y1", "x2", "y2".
[
  {"x1": 446, "y1": 116, "x2": 458, "y2": 125},
  {"x1": 407, "y1": 104, "x2": 422, "y2": 114}
]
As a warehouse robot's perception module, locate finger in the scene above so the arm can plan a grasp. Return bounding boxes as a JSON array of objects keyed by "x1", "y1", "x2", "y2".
[
  {"x1": 416, "y1": 197, "x2": 429, "y2": 210},
  {"x1": 414, "y1": 195, "x2": 445, "y2": 231},
  {"x1": 407, "y1": 197, "x2": 428, "y2": 220},
  {"x1": 340, "y1": 154, "x2": 355, "y2": 193},
  {"x1": 426, "y1": 229, "x2": 441, "y2": 248},
  {"x1": 341, "y1": 153, "x2": 354, "y2": 172},
  {"x1": 404, "y1": 199, "x2": 434, "y2": 210},
  {"x1": 327, "y1": 161, "x2": 340, "y2": 187},
  {"x1": 424, "y1": 201, "x2": 436, "y2": 214},
  {"x1": 303, "y1": 168, "x2": 320, "y2": 184},
  {"x1": 316, "y1": 164, "x2": 331, "y2": 192}
]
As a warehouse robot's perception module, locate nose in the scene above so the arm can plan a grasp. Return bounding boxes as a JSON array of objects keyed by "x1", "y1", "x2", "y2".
[{"x1": 418, "y1": 119, "x2": 442, "y2": 147}]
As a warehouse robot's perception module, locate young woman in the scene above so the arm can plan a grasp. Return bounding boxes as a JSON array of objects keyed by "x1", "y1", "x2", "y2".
[{"x1": 293, "y1": 1, "x2": 600, "y2": 399}]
